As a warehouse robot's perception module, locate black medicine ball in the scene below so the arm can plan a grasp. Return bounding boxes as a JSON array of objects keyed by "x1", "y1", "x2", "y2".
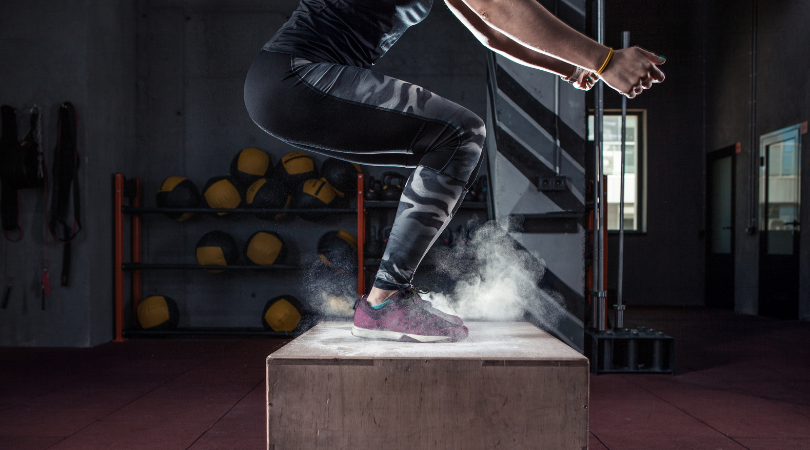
[
  {"x1": 317, "y1": 230, "x2": 358, "y2": 273},
  {"x1": 230, "y1": 147, "x2": 272, "y2": 186},
  {"x1": 292, "y1": 179, "x2": 347, "y2": 222},
  {"x1": 137, "y1": 295, "x2": 180, "y2": 330},
  {"x1": 156, "y1": 176, "x2": 200, "y2": 221},
  {"x1": 262, "y1": 295, "x2": 304, "y2": 332},
  {"x1": 320, "y1": 158, "x2": 362, "y2": 197},
  {"x1": 202, "y1": 176, "x2": 242, "y2": 215},
  {"x1": 195, "y1": 230, "x2": 239, "y2": 273},
  {"x1": 273, "y1": 151, "x2": 317, "y2": 194},
  {"x1": 245, "y1": 177, "x2": 291, "y2": 221},
  {"x1": 245, "y1": 231, "x2": 287, "y2": 266}
]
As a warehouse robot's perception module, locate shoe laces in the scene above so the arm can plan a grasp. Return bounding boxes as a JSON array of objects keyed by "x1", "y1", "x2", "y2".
[
  {"x1": 399, "y1": 285, "x2": 435, "y2": 308},
  {"x1": 412, "y1": 285, "x2": 430, "y2": 295},
  {"x1": 397, "y1": 284, "x2": 429, "y2": 295}
]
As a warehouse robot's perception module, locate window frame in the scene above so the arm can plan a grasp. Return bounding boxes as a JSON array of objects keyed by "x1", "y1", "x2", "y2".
[{"x1": 587, "y1": 109, "x2": 647, "y2": 234}]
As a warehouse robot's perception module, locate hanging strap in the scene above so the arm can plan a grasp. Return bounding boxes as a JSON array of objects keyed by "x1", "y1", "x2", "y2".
[
  {"x1": 48, "y1": 102, "x2": 81, "y2": 286},
  {"x1": 1, "y1": 105, "x2": 46, "y2": 240},
  {"x1": 0, "y1": 106, "x2": 21, "y2": 236},
  {"x1": 49, "y1": 102, "x2": 81, "y2": 243}
]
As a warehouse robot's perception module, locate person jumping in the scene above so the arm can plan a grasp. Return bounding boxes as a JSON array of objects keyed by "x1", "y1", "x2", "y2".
[{"x1": 244, "y1": 0, "x2": 665, "y2": 343}]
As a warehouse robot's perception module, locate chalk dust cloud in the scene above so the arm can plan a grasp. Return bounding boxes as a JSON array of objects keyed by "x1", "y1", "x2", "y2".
[
  {"x1": 422, "y1": 221, "x2": 566, "y2": 329},
  {"x1": 306, "y1": 220, "x2": 568, "y2": 331}
]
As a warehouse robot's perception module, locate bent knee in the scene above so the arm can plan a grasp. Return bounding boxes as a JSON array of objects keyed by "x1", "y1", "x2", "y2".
[
  {"x1": 449, "y1": 112, "x2": 486, "y2": 180},
  {"x1": 462, "y1": 112, "x2": 486, "y2": 144},
  {"x1": 418, "y1": 112, "x2": 485, "y2": 182}
]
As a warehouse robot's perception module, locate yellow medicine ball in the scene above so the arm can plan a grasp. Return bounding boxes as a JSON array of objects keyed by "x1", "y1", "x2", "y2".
[
  {"x1": 273, "y1": 151, "x2": 318, "y2": 194},
  {"x1": 195, "y1": 230, "x2": 239, "y2": 273},
  {"x1": 137, "y1": 295, "x2": 180, "y2": 330},
  {"x1": 262, "y1": 295, "x2": 304, "y2": 332},
  {"x1": 156, "y1": 176, "x2": 200, "y2": 221},
  {"x1": 244, "y1": 231, "x2": 287, "y2": 265},
  {"x1": 292, "y1": 179, "x2": 347, "y2": 221},
  {"x1": 245, "y1": 177, "x2": 292, "y2": 221},
  {"x1": 230, "y1": 147, "x2": 272, "y2": 185},
  {"x1": 203, "y1": 176, "x2": 242, "y2": 216}
]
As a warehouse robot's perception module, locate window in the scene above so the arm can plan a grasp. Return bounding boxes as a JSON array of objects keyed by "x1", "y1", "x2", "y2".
[
  {"x1": 588, "y1": 111, "x2": 645, "y2": 231},
  {"x1": 759, "y1": 125, "x2": 801, "y2": 255}
]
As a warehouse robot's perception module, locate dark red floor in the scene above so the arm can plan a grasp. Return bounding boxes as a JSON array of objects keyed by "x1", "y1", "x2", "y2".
[
  {"x1": 0, "y1": 307, "x2": 808, "y2": 449},
  {"x1": 589, "y1": 307, "x2": 810, "y2": 450}
]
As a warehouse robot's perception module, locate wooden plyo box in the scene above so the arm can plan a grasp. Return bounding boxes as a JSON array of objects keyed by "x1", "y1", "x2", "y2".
[{"x1": 267, "y1": 322, "x2": 589, "y2": 449}]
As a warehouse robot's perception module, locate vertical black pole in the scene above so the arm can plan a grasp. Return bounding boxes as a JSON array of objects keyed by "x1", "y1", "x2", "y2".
[{"x1": 616, "y1": 31, "x2": 630, "y2": 330}]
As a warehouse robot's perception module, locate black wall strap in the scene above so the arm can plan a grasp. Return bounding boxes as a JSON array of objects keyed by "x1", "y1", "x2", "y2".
[
  {"x1": 0, "y1": 105, "x2": 45, "y2": 238},
  {"x1": 48, "y1": 102, "x2": 81, "y2": 286},
  {"x1": 0, "y1": 106, "x2": 20, "y2": 234},
  {"x1": 49, "y1": 102, "x2": 81, "y2": 242}
]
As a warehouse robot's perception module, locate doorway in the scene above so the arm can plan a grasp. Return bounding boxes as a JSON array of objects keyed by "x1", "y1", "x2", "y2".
[
  {"x1": 759, "y1": 125, "x2": 802, "y2": 319},
  {"x1": 706, "y1": 146, "x2": 735, "y2": 309}
]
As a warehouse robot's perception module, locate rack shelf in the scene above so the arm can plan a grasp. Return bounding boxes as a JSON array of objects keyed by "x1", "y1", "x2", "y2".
[
  {"x1": 122, "y1": 263, "x2": 301, "y2": 271},
  {"x1": 123, "y1": 327, "x2": 297, "y2": 338},
  {"x1": 122, "y1": 206, "x2": 357, "y2": 215},
  {"x1": 364, "y1": 200, "x2": 487, "y2": 210}
]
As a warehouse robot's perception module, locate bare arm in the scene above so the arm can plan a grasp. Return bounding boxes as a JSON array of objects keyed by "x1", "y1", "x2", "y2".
[
  {"x1": 462, "y1": 0, "x2": 608, "y2": 71},
  {"x1": 445, "y1": 0, "x2": 596, "y2": 90},
  {"x1": 445, "y1": 0, "x2": 573, "y2": 76},
  {"x1": 458, "y1": 0, "x2": 665, "y2": 97}
]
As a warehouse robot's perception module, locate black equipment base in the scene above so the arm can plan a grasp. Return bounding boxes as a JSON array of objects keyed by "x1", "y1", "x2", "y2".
[{"x1": 585, "y1": 328, "x2": 675, "y2": 375}]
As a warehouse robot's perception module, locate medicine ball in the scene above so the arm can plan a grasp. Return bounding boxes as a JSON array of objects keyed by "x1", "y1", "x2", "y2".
[
  {"x1": 195, "y1": 230, "x2": 239, "y2": 273},
  {"x1": 203, "y1": 176, "x2": 242, "y2": 215},
  {"x1": 381, "y1": 171, "x2": 406, "y2": 201},
  {"x1": 245, "y1": 177, "x2": 291, "y2": 221},
  {"x1": 262, "y1": 295, "x2": 304, "y2": 332},
  {"x1": 292, "y1": 179, "x2": 347, "y2": 222},
  {"x1": 137, "y1": 295, "x2": 180, "y2": 330},
  {"x1": 245, "y1": 231, "x2": 287, "y2": 266},
  {"x1": 273, "y1": 151, "x2": 317, "y2": 194},
  {"x1": 230, "y1": 147, "x2": 272, "y2": 186},
  {"x1": 320, "y1": 158, "x2": 361, "y2": 197},
  {"x1": 156, "y1": 176, "x2": 200, "y2": 221},
  {"x1": 317, "y1": 230, "x2": 358, "y2": 273}
]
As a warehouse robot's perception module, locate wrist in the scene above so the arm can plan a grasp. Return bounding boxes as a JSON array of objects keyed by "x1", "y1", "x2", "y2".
[
  {"x1": 587, "y1": 45, "x2": 612, "y2": 73},
  {"x1": 595, "y1": 47, "x2": 614, "y2": 76},
  {"x1": 561, "y1": 66, "x2": 581, "y2": 84}
]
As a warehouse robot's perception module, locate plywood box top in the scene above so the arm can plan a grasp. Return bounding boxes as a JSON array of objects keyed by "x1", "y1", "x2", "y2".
[{"x1": 268, "y1": 321, "x2": 587, "y2": 363}]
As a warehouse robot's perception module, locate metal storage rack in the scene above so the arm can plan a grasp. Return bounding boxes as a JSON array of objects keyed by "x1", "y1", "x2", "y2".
[{"x1": 112, "y1": 172, "x2": 367, "y2": 341}]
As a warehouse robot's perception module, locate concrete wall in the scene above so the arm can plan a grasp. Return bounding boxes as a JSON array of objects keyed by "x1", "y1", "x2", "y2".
[
  {"x1": 705, "y1": 0, "x2": 810, "y2": 319},
  {"x1": 0, "y1": 1, "x2": 137, "y2": 346},
  {"x1": 601, "y1": 1, "x2": 707, "y2": 307}
]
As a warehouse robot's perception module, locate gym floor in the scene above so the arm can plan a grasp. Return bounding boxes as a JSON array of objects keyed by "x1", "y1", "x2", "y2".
[{"x1": 0, "y1": 307, "x2": 808, "y2": 450}]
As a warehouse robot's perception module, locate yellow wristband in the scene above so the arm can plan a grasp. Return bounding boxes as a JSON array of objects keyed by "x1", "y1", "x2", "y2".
[{"x1": 595, "y1": 47, "x2": 613, "y2": 75}]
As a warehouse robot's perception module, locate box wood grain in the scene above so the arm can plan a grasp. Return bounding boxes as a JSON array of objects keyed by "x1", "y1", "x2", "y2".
[{"x1": 267, "y1": 322, "x2": 588, "y2": 449}]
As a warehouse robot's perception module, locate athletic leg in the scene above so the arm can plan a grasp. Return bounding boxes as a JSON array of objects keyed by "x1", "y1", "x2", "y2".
[{"x1": 244, "y1": 51, "x2": 485, "y2": 296}]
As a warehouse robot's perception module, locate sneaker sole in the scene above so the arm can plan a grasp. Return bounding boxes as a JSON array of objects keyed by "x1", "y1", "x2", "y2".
[{"x1": 351, "y1": 326, "x2": 459, "y2": 343}]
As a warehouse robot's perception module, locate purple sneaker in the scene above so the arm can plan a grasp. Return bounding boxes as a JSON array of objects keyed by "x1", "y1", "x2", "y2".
[
  {"x1": 401, "y1": 286, "x2": 464, "y2": 326},
  {"x1": 352, "y1": 291, "x2": 468, "y2": 343}
]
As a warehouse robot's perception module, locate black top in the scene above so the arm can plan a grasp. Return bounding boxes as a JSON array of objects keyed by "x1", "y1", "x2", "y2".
[{"x1": 263, "y1": 0, "x2": 434, "y2": 68}]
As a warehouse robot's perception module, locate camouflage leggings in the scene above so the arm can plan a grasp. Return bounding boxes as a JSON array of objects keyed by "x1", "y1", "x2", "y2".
[{"x1": 244, "y1": 51, "x2": 485, "y2": 290}]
